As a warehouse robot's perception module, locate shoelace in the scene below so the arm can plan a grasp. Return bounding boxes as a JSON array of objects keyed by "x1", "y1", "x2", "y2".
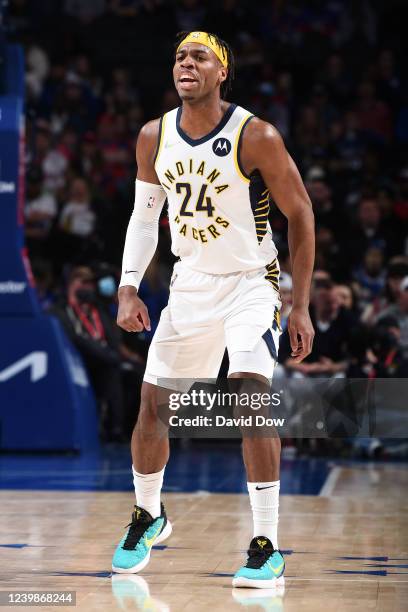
[
  {"x1": 122, "y1": 518, "x2": 151, "y2": 550},
  {"x1": 246, "y1": 546, "x2": 273, "y2": 569}
]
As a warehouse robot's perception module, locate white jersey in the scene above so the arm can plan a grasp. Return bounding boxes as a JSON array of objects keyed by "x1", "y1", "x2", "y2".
[{"x1": 154, "y1": 103, "x2": 278, "y2": 274}]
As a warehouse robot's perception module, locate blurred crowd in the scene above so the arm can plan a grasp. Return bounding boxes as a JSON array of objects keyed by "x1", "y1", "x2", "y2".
[{"x1": 7, "y1": 0, "x2": 408, "y2": 446}]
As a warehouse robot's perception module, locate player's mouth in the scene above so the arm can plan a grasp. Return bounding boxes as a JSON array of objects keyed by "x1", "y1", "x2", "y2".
[{"x1": 178, "y1": 74, "x2": 198, "y2": 89}]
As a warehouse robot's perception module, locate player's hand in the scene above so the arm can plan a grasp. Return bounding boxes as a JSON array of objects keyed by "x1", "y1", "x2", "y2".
[
  {"x1": 117, "y1": 286, "x2": 151, "y2": 333},
  {"x1": 287, "y1": 306, "x2": 314, "y2": 363}
]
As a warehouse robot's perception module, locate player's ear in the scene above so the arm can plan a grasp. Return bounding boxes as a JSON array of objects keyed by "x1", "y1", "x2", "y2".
[{"x1": 219, "y1": 66, "x2": 227, "y2": 85}]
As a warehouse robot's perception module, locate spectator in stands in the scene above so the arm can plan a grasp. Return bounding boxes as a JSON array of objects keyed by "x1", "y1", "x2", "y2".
[
  {"x1": 347, "y1": 197, "x2": 389, "y2": 266},
  {"x1": 355, "y1": 80, "x2": 392, "y2": 143},
  {"x1": 56, "y1": 176, "x2": 105, "y2": 267},
  {"x1": 353, "y1": 246, "x2": 386, "y2": 310},
  {"x1": 361, "y1": 259, "x2": 408, "y2": 325},
  {"x1": 31, "y1": 123, "x2": 68, "y2": 193},
  {"x1": 333, "y1": 284, "x2": 358, "y2": 317},
  {"x1": 25, "y1": 43, "x2": 49, "y2": 100},
  {"x1": 315, "y1": 225, "x2": 340, "y2": 278},
  {"x1": 51, "y1": 266, "x2": 142, "y2": 441},
  {"x1": 280, "y1": 277, "x2": 355, "y2": 376},
  {"x1": 371, "y1": 316, "x2": 408, "y2": 378},
  {"x1": 304, "y1": 168, "x2": 346, "y2": 239},
  {"x1": 25, "y1": 166, "x2": 57, "y2": 259},
  {"x1": 386, "y1": 260, "x2": 408, "y2": 304},
  {"x1": 322, "y1": 53, "x2": 352, "y2": 106},
  {"x1": 378, "y1": 276, "x2": 408, "y2": 359},
  {"x1": 59, "y1": 177, "x2": 96, "y2": 238},
  {"x1": 77, "y1": 131, "x2": 104, "y2": 185},
  {"x1": 96, "y1": 113, "x2": 132, "y2": 196},
  {"x1": 312, "y1": 269, "x2": 332, "y2": 284}
]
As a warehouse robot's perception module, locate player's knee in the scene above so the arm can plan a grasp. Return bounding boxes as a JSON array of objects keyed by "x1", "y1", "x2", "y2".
[
  {"x1": 228, "y1": 374, "x2": 279, "y2": 438},
  {"x1": 137, "y1": 382, "x2": 172, "y2": 436},
  {"x1": 138, "y1": 382, "x2": 159, "y2": 424},
  {"x1": 228, "y1": 374, "x2": 270, "y2": 416}
]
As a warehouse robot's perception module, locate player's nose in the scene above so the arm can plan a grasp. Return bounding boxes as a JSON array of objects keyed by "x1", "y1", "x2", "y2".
[{"x1": 180, "y1": 55, "x2": 195, "y2": 70}]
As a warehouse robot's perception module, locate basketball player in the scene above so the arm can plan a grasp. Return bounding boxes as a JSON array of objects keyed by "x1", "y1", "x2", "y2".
[{"x1": 112, "y1": 31, "x2": 315, "y2": 588}]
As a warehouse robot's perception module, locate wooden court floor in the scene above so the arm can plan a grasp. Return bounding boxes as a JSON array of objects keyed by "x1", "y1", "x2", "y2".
[{"x1": 0, "y1": 464, "x2": 407, "y2": 612}]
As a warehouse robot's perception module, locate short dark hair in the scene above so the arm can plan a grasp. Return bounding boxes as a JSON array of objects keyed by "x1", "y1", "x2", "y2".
[
  {"x1": 174, "y1": 31, "x2": 235, "y2": 97},
  {"x1": 67, "y1": 266, "x2": 95, "y2": 286}
]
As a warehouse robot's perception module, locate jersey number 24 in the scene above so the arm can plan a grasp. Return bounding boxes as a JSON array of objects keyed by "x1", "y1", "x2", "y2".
[{"x1": 176, "y1": 182, "x2": 215, "y2": 218}]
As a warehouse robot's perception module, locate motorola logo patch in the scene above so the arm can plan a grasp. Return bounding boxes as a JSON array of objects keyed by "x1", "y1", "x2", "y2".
[{"x1": 212, "y1": 138, "x2": 231, "y2": 156}]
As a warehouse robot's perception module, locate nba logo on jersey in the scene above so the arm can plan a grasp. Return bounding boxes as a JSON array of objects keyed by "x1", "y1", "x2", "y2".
[
  {"x1": 212, "y1": 138, "x2": 231, "y2": 156},
  {"x1": 147, "y1": 196, "x2": 155, "y2": 208}
]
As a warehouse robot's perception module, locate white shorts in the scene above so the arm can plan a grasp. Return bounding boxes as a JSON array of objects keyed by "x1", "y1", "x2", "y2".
[{"x1": 144, "y1": 260, "x2": 282, "y2": 385}]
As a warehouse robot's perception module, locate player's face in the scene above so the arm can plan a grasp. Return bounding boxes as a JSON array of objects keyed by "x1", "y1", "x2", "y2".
[{"x1": 173, "y1": 43, "x2": 227, "y2": 101}]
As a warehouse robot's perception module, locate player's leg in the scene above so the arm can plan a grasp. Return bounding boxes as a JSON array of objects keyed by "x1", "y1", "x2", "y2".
[
  {"x1": 130, "y1": 381, "x2": 169, "y2": 515},
  {"x1": 221, "y1": 262, "x2": 284, "y2": 587},
  {"x1": 131, "y1": 382, "x2": 168, "y2": 470},
  {"x1": 112, "y1": 381, "x2": 172, "y2": 573},
  {"x1": 228, "y1": 339, "x2": 285, "y2": 588},
  {"x1": 112, "y1": 279, "x2": 225, "y2": 573}
]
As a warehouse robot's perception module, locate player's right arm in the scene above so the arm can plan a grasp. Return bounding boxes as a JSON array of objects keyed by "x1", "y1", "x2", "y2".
[{"x1": 117, "y1": 120, "x2": 166, "y2": 333}]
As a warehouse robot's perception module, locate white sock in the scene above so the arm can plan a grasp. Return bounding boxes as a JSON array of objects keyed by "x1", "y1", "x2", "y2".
[
  {"x1": 247, "y1": 480, "x2": 280, "y2": 549},
  {"x1": 132, "y1": 466, "x2": 165, "y2": 519}
]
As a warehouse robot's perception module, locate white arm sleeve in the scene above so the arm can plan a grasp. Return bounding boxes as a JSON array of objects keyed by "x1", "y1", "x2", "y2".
[{"x1": 119, "y1": 179, "x2": 167, "y2": 291}]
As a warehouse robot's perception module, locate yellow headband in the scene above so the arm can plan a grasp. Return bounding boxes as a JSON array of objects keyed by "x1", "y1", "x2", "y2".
[{"x1": 176, "y1": 32, "x2": 228, "y2": 68}]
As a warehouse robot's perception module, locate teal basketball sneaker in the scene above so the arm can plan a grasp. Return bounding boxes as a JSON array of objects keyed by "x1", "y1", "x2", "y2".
[
  {"x1": 232, "y1": 536, "x2": 285, "y2": 588},
  {"x1": 112, "y1": 503, "x2": 172, "y2": 574}
]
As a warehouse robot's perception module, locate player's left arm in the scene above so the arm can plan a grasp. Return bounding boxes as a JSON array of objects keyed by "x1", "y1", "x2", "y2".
[{"x1": 241, "y1": 118, "x2": 315, "y2": 362}]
